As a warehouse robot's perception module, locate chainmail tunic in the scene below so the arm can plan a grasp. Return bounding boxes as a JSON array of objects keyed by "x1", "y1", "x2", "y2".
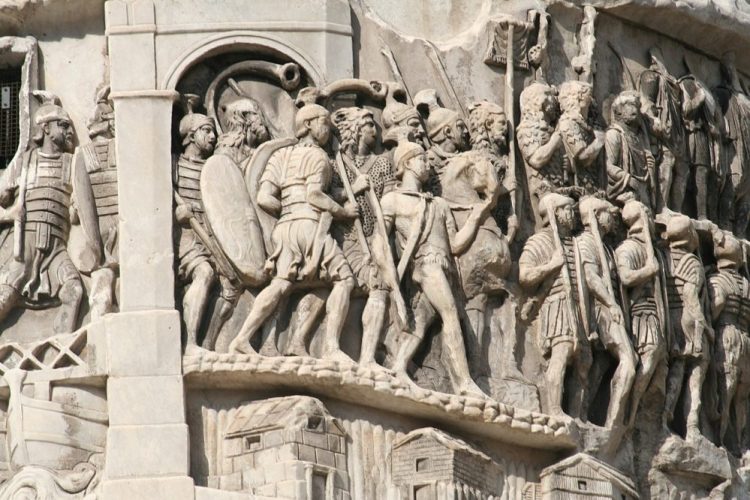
[{"x1": 332, "y1": 153, "x2": 394, "y2": 237}]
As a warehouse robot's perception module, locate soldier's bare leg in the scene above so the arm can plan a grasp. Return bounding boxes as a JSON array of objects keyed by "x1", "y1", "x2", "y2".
[
  {"x1": 392, "y1": 295, "x2": 434, "y2": 377},
  {"x1": 183, "y1": 262, "x2": 216, "y2": 346},
  {"x1": 604, "y1": 323, "x2": 637, "y2": 429},
  {"x1": 0, "y1": 285, "x2": 21, "y2": 329},
  {"x1": 570, "y1": 339, "x2": 593, "y2": 420},
  {"x1": 695, "y1": 165, "x2": 709, "y2": 220},
  {"x1": 719, "y1": 362, "x2": 738, "y2": 446},
  {"x1": 419, "y1": 265, "x2": 485, "y2": 397},
  {"x1": 734, "y1": 377, "x2": 750, "y2": 447},
  {"x1": 320, "y1": 277, "x2": 356, "y2": 362},
  {"x1": 669, "y1": 155, "x2": 689, "y2": 213},
  {"x1": 684, "y1": 356, "x2": 708, "y2": 441},
  {"x1": 285, "y1": 291, "x2": 327, "y2": 356},
  {"x1": 203, "y1": 278, "x2": 242, "y2": 351},
  {"x1": 202, "y1": 297, "x2": 230, "y2": 350},
  {"x1": 89, "y1": 267, "x2": 116, "y2": 320},
  {"x1": 229, "y1": 278, "x2": 293, "y2": 354},
  {"x1": 664, "y1": 357, "x2": 685, "y2": 428},
  {"x1": 658, "y1": 148, "x2": 675, "y2": 212},
  {"x1": 628, "y1": 345, "x2": 663, "y2": 427},
  {"x1": 465, "y1": 293, "x2": 488, "y2": 379},
  {"x1": 359, "y1": 289, "x2": 388, "y2": 366},
  {"x1": 55, "y1": 278, "x2": 83, "y2": 334},
  {"x1": 546, "y1": 341, "x2": 575, "y2": 416}
]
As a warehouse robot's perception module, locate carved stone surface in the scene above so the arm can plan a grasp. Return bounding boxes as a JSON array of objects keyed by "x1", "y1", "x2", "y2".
[{"x1": 5, "y1": 0, "x2": 750, "y2": 499}]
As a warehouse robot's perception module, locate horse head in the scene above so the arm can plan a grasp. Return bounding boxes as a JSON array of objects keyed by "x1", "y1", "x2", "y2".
[{"x1": 441, "y1": 150, "x2": 499, "y2": 204}]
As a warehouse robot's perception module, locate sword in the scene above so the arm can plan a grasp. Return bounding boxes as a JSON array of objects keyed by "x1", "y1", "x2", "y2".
[
  {"x1": 13, "y1": 156, "x2": 29, "y2": 262},
  {"x1": 175, "y1": 192, "x2": 239, "y2": 284}
]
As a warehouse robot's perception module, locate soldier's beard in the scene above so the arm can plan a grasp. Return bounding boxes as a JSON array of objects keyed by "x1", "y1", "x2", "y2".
[
  {"x1": 51, "y1": 134, "x2": 74, "y2": 153},
  {"x1": 247, "y1": 119, "x2": 270, "y2": 146}
]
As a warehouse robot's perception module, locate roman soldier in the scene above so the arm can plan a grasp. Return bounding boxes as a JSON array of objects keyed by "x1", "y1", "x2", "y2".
[
  {"x1": 0, "y1": 94, "x2": 101, "y2": 335},
  {"x1": 75, "y1": 85, "x2": 118, "y2": 319},
  {"x1": 228, "y1": 104, "x2": 357, "y2": 361}
]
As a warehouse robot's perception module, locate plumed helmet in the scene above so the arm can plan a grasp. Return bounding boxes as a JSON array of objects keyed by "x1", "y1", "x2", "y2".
[
  {"x1": 179, "y1": 93, "x2": 214, "y2": 146},
  {"x1": 33, "y1": 91, "x2": 71, "y2": 126}
]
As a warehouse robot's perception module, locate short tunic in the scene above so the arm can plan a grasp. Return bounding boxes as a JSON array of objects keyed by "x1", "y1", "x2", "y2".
[
  {"x1": 261, "y1": 143, "x2": 352, "y2": 283},
  {"x1": 615, "y1": 239, "x2": 665, "y2": 354},
  {"x1": 520, "y1": 229, "x2": 582, "y2": 356},
  {"x1": 0, "y1": 151, "x2": 81, "y2": 303}
]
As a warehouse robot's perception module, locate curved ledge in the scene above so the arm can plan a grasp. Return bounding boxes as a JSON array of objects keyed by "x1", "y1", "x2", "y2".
[{"x1": 183, "y1": 350, "x2": 578, "y2": 451}]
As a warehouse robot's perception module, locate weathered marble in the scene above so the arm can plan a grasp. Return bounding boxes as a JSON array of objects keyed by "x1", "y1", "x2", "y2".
[{"x1": 1, "y1": 1, "x2": 750, "y2": 499}]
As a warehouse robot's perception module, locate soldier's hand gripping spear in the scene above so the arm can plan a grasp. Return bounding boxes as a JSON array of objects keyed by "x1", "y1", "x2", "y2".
[{"x1": 333, "y1": 152, "x2": 409, "y2": 328}]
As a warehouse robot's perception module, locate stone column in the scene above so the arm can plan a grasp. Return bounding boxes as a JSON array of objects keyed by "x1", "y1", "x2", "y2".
[{"x1": 101, "y1": 1, "x2": 193, "y2": 498}]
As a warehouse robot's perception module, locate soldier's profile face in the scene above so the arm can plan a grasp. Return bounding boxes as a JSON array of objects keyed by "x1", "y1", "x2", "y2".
[
  {"x1": 194, "y1": 124, "x2": 216, "y2": 154},
  {"x1": 408, "y1": 154, "x2": 428, "y2": 182},
  {"x1": 619, "y1": 101, "x2": 640, "y2": 125},
  {"x1": 405, "y1": 117, "x2": 425, "y2": 142},
  {"x1": 597, "y1": 210, "x2": 614, "y2": 233},
  {"x1": 453, "y1": 119, "x2": 470, "y2": 150},
  {"x1": 488, "y1": 114, "x2": 508, "y2": 144},
  {"x1": 310, "y1": 115, "x2": 331, "y2": 145},
  {"x1": 556, "y1": 204, "x2": 575, "y2": 229},
  {"x1": 48, "y1": 119, "x2": 74, "y2": 151},
  {"x1": 360, "y1": 116, "x2": 377, "y2": 149}
]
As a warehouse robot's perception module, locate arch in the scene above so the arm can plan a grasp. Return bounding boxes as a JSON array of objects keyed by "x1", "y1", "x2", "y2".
[{"x1": 162, "y1": 31, "x2": 325, "y2": 91}]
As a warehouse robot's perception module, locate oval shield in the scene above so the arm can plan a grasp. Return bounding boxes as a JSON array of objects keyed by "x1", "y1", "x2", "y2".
[
  {"x1": 201, "y1": 154, "x2": 267, "y2": 287},
  {"x1": 244, "y1": 137, "x2": 297, "y2": 253}
]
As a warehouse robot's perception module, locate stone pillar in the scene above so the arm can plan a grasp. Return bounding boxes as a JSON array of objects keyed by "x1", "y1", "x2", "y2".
[{"x1": 101, "y1": 1, "x2": 193, "y2": 498}]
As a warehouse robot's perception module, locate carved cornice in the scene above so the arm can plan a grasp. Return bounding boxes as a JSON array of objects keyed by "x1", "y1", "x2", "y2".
[{"x1": 183, "y1": 350, "x2": 578, "y2": 451}]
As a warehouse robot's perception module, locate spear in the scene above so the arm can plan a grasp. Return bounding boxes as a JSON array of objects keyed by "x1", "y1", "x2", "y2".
[
  {"x1": 379, "y1": 39, "x2": 413, "y2": 105},
  {"x1": 587, "y1": 207, "x2": 615, "y2": 298},
  {"x1": 607, "y1": 42, "x2": 637, "y2": 91},
  {"x1": 333, "y1": 152, "x2": 408, "y2": 327},
  {"x1": 504, "y1": 21, "x2": 520, "y2": 243}
]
